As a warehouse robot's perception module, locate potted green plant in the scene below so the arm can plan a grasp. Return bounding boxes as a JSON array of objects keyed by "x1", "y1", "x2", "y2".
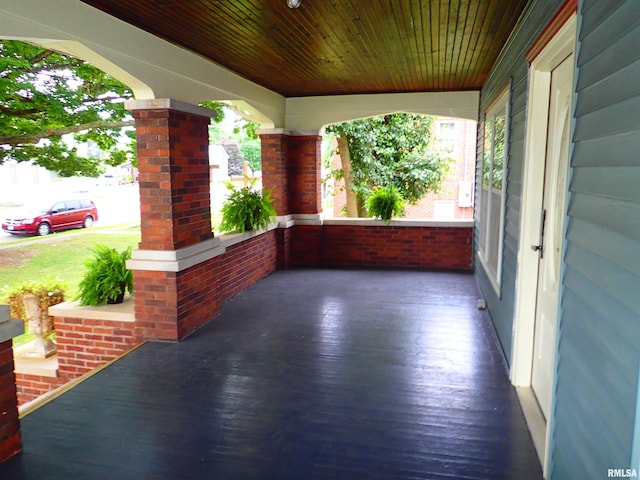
[
  {"x1": 219, "y1": 179, "x2": 277, "y2": 233},
  {"x1": 366, "y1": 185, "x2": 405, "y2": 224},
  {"x1": 77, "y1": 244, "x2": 134, "y2": 305}
]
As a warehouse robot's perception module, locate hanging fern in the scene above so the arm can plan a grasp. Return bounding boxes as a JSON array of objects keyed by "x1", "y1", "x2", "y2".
[
  {"x1": 365, "y1": 185, "x2": 405, "y2": 224},
  {"x1": 219, "y1": 180, "x2": 277, "y2": 233}
]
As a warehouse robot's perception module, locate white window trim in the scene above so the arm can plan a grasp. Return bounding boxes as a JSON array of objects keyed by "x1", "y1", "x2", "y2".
[{"x1": 477, "y1": 88, "x2": 510, "y2": 295}]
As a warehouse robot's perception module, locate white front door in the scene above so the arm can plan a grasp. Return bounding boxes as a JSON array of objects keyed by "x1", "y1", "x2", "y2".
[{"x1": 530, "y1": 54, "x2": 574, "y2": 420}]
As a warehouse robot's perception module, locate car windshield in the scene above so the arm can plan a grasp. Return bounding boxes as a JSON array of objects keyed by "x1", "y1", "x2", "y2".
[{"x1": 18, "y1": 203, "x2": 53, "y2": 215}]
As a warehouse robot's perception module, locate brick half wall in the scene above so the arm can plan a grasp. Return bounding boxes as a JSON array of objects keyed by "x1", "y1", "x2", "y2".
[
  {"x1": 55, "y1": 316, "x2": 138, "y2": 380},
  {"x1": 14, "y1": 374, "x2": 64, "y2": 407},
  {"x1": 290, "y1": 222, "x2": 473, "y2": 270},
  {"x1": 131, "y1": 229, "x2": 279, "y2": 342},
  {"x1": 14, "y1": 302, "x2": 140, "y2": 407},
  {"x1": 218, "y1": 230, "x2": 278, "y2": 301}
]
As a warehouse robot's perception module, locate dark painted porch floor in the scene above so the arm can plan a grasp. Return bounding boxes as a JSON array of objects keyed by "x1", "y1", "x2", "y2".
[{"x1": 2, "y1": 269, "x2": 542, "y2": 479}]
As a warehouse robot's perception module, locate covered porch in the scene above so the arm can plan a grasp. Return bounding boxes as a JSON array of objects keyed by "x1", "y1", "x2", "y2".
[{"x1": 1, "y1": 269, "x2": 541, "y2": 479}]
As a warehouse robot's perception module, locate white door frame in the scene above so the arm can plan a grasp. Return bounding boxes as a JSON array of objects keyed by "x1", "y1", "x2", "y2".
[{"x1": 510, "y1": 13, "x2": 576, "y2": 475}]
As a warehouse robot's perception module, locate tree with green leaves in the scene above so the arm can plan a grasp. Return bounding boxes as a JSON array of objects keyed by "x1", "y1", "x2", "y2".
[
  {"x1": 206, "y1": 103, "x2": 262, "y2": 172},
  {"x1": 0, "y1": 40, "x2": 135, "y2": 177},
  {"x1": 325, "y1": 113, "x2": 451, "y2": 217}
]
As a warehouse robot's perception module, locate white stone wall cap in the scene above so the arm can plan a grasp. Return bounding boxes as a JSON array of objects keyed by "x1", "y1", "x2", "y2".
[
  {"x1": 127, "y1": 226, "x2": 279, "y2": 272},
  {"x1": 277, "y1": 215, "x2": 296, "y2": 228},
  {"x1": 0, "y1": 319, "x2": 25, "y2": 343},
  {"x1": 256, "y1": 128, "x2": 285, "y2": 135},
  {"x1": 49, "y1": 296, "x2": 135, "y2": 322},
  {"x1": 131, "y1": 237, "x2": 222, "y2": 262},
  {"x1": 322, "y1": 218, "x2": 474, "y2": 228},
  {"x1": 13, "y1": 348, "x2": 58, "y2": 377},
  {"x1": 287, "y1": 130, "x2": 321, "y2": 136},
  {"x1": 0, "y1": 305, "x2": 10, "y2": 324},
  {"x1": 218, "y1": 223, "x2": 278, "y2": 248},
  {"x1": 124, "y1": 98, "x2": 218, "y2": 119}
]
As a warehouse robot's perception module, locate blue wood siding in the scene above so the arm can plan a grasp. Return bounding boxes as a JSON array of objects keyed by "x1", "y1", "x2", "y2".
[
  {"x1": 550, "y1": 0, "x2": 640, "y2": 476},
  {"x1": 474, "y1": 0, "x2": 565, "y2": 361}
]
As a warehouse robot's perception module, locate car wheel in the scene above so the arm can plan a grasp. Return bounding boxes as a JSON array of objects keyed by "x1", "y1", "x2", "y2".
[
  {"x1": 37, "y1": 222, "x2": 51, "y2": 236},
  {"x1": 83, "y1": 216, "x2": 94, "y2": 228}
]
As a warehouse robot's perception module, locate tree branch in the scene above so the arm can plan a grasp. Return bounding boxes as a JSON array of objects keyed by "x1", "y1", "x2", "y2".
[
  {"x1": 0, "y1": 120, "x2": 135, "y2": 146},
  {"x1": 30, "y1": 49, "x2": 56, "y2": 65},
  {"x1": 82, "y1": 93, "x2": 133, "y2": 105},
  {"x1": 0, "y1": 106, "x2": 41, "y2": 116},
  {"x1": 0, "y1": 60, "x2": 86, "y2": 79}
]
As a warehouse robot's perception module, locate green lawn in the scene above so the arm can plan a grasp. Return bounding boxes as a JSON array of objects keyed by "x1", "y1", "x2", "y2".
[{"x1": 0, "y1": 230, "x2": 141, "y2": 303}]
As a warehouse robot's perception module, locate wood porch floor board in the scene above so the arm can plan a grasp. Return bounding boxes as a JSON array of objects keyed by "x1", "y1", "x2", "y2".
[{"x1": 1, "y1": 269, "x2": 542, "y2": 479}]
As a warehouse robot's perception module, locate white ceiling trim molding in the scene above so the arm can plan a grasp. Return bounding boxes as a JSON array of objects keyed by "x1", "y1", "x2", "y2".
[{"x1": 285, "y1": 91, "x2": 480, "y2": 131}]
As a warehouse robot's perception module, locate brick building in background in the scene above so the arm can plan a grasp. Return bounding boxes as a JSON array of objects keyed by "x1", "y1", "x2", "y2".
[{"x1": 330, "y1": 117, "x2": 477, "y2": 220}]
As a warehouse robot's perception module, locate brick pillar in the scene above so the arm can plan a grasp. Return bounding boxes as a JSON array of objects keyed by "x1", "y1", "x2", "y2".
[
  {"x1": 286, "y1": 134, "x2": 323, "y2": 267},
  {"x1": 260, "y1": 133, "x2": 289, "y2": 216},
  {"x1": 287, "y1": 135, "x2": 322, "y2": 214},
  {"x1": 131, "y1": 102, "x2": 213, "y2": 251},
  {"x1": 126, "y1": 99, "x2": 218, "y2": 342},
  {"x1": 260, "y1": 132, "x2": 290, "y2": 269},
  {"x1": 0, "y1": 340, "x2": 21, "y2": 463}
]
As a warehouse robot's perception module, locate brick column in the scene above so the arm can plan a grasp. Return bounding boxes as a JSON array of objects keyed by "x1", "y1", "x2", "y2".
[
  {"x1": 260, "y1": 132, "x2": 323, "y2": 269},
  {"x1": 130, "y1": 100, "x2": 213, "y2": 251},
  {"x1": 285, "y1": 134, "x2": 323, "y2": 267},
  {"x1": 0, "y1": 340, "x2": 20, "y2": 463},
  {"x1": 287, "y1": 135, "x2": 322, "y2": 214},
  {"x1": 260, "y1": 132, "x2": 289, "y2": 216},
  {"x1": 126, "y1": 99, "x2": 219, "y2": 342},
  {"x1": 0, "y1": 306, "x2": 24, "y2": 463},
  {"x1": 260, "y1": 131, "x2": 290, "y2": 269}
]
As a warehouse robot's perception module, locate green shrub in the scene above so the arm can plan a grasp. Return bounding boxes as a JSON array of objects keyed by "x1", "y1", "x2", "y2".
[
  {"x1": 77, "y1": 244, "x2": 133, "y2": 305},
  {"x1": 219, "y1": 179, "x2": 276, "y2": 233},
  {"x1": 366, "y1": 185, "x2": 405, "y2": 224}
]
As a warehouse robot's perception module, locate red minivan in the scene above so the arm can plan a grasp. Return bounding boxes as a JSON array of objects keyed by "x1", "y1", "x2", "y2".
[{"x1": 2, "y1": 199, "x2": 99, "y2": 236}]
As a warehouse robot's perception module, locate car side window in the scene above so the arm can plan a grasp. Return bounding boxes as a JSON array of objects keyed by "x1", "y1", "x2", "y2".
[
  {"x1": 51, "y1": 202, "x2": 66, "y2": 213},
  {"x1": 65, "y1": 200, "x2": 81, "y2": 211}
]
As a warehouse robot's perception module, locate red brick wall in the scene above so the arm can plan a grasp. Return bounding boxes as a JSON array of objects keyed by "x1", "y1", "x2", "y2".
[
  {"x1": 14, "y1": 317, "x2": 138, "y2": 406},
  {"x1": 134, "y1": 265, "x2": 218, "y2": 342},
  {"x1": 261, "y1": 134, "x2": 289, "y2": 216},
  {"x1": 218, "y1": 231, "x2": 277, "y2": 301},
  {"x1": 133, "y1": 108, "x2": 213, "y2": 251},
  {"x1": 275, "y1": 227, "x2": 291, "y2": 270},
  {"x1": 135, "y1": 231, "x2": 278, "y2": 342},
  {"x1": 289, "y1": 224, "x2": 473, "y2": 270},
  {"x1": 55, "y1": 317, "x2": 138, "y2": 380},
  {"x1": 174, "y1": 260, "x2": 221, "y2": 341},
  {"x1": 289, "y1": 225, "x2": 322, "y2": 267},
  {"x1": 14, "y1": 373, "x2": 64, "y2": 406},
  {"x1": 134, "y1": 270, "x2": 181, "y2": 341},
  {"x1": 287, "y1": 135, "x2": 322, "y2": 214},
  {"x1": 0, "y1": 340, "x2": 21, "y2": 462}
]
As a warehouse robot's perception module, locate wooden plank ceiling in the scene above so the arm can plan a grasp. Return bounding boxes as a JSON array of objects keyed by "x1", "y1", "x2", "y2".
[{"x1": 79, "y1": 0, "x2": 529, "y2": 98}]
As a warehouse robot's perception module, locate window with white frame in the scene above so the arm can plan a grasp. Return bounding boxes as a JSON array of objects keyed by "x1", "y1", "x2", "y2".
[
  {"x1": 478, "y1": 90, "x2": 509, "y2": 292},
  {"x1": 437, "y1": 121, "x2": 456, "y2": 154}
]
